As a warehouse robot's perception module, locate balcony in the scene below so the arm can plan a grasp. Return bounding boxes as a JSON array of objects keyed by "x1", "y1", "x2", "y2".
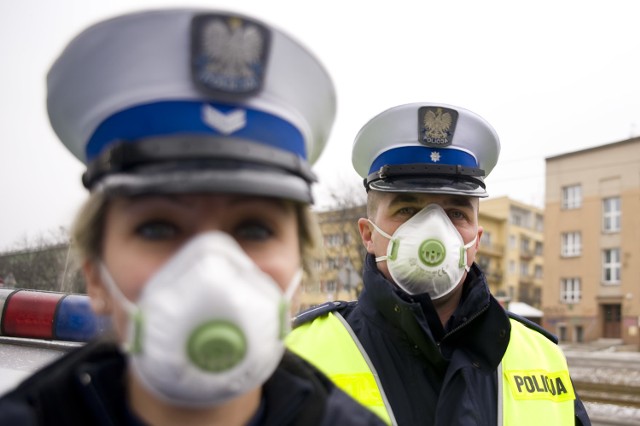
[
  {"x1": 478, "y1": 242, "x2": 504, "y2": 257},
  {"x1": 520, "y1": 248, "x2": 534, "y2": 261}
]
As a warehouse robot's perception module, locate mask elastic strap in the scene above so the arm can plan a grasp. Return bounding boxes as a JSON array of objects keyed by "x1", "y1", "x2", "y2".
[
  {"x1": 462, "y1": 234, "x2": 478, "y2": 272},
  {"x1": 99, "y1": 263, "x2": 138, "y2": 315},
  {"x1": 464, "y1": 234, "x2": 478, "y2": 250},
  {"x1": 367, "y1": 219, "x2": 393, "y2": 263},
  {"x1": 278, "y1": 268, "x2": 304, "y2": 339},
  {"x1": 283, "y1": 268, "x2": 303, "y2": 302},
  {"x1": 367, "y1": 219, "x2": 393, "y2": 240}
]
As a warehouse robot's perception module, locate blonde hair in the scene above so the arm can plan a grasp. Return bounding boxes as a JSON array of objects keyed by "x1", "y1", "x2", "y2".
[{"x1": 70, "y1": 192, "x2": 322, "y2": 282}]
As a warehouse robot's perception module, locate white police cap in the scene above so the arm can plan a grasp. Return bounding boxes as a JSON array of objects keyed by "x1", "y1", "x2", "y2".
[
  {"x1": 47, "y1": 9, "x2": 336, "y2": 203},
  {"x1": 352, "y1": 103, "x2": 500, "y2": 197}
]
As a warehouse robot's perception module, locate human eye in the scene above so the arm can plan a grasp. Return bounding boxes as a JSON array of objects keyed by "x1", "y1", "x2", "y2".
[
  {"x1": 448, "y1": 209, "x2": 468, "y2": 222},
  {"x1": 396, "y1": 206, "x2": 419, "y2": 217},
  {"x1": 233, "y1": 220, "x2": 274, "y2": 242},
  {"x1": 135, "y1": 220, "x2": 179, "y2": 241}
]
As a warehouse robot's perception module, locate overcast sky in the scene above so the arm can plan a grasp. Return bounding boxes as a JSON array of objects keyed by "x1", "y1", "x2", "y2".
[{"x1": 1, "y1": 1, "x2": 639, "y2": 251}]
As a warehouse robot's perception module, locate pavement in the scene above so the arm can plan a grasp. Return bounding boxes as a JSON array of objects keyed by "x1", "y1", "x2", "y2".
[{"x1": 560, "y1": 338, "x2": 640, "y2": 354}]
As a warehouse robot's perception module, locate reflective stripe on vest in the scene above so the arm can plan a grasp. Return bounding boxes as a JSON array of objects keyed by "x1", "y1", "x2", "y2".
[
  {"x1": 288, "y1": 313, "x2": 576, "y2": 425},
  {"x1": 499, "y1": 319, "x2": 575, "y2": 425},
  {"x1": 286, "y1": 312, "x2": 397, "y2": 425}
]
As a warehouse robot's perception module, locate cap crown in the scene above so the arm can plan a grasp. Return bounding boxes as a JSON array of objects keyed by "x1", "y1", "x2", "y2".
[
  {"x1": 47, "y1": 9, "x2": 336, "y2": 202},
  {"x1": 352, "y1": 103, "x2": 500, "y2": 197}
]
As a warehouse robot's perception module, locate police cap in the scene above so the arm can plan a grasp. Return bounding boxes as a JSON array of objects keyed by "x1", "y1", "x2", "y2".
[
  {"x1": 47, "y1": 9, "x2": 336, "y2": 203},
  {"x1": 352, "y1": 103, "x2": 500, "y2": 197}
]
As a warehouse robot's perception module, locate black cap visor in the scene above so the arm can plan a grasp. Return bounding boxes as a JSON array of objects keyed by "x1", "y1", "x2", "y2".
[{"x1": 84, "y1": 136, "x2": 316, "y2": 203}]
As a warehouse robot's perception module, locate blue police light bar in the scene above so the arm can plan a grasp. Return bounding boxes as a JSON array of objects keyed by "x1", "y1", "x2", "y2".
[
  {"x1": 0, "y1": 289, "x2": 110, "y2": 342},
  {"x1": 55, "y1": 294, "x2": 111, "y2": 341}
]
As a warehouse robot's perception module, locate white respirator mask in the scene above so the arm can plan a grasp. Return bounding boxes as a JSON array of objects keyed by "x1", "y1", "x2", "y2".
[
  {"x1": 99, "y1": 231, "x2": 301, "y2": 407},
  {"x1": 369, "y1": 203, "x2": 477, "y2": 299}
]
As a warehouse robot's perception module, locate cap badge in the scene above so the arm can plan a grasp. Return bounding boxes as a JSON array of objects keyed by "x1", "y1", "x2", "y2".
[
  {"x1": 430, "y1": 151, "x2": 441, "y2": 162},
  {"x1": 191, "y1": 14, "x2": 271, "y2": 97},
  {"x1": 202, "y1": 104, "x2": 247, "y2": 134},
  {"x1": 418, "y1": 106, "x2": 458, "y2": 147}
]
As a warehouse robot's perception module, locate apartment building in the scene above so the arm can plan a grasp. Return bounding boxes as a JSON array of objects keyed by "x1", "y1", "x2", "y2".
[
  {"x1": 297, "y1": 205, "x2": 367, "y2": 311},
  {"x1": 543, "y1": 137, "x2": 640, "y2": 345},
  {"x1": 475, "y1": 208, "x2": 506, "y2": 295},
  {"x1": 480, "y1": 197, "x2": 545, "y2": 309}
]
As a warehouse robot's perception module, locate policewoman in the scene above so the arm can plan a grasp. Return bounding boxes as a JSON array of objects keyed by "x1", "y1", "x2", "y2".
[
  {"x1": 0, "y1": 9, "x2": 385, "y2": 426},
  {"x1": 287, "y1": 104, "x2": 591, "y2": 425}
]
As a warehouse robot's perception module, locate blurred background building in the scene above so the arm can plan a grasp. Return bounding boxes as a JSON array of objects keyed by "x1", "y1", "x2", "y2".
[{"x1": 543, "y1": 137, "x2": 640, "y2": 346}]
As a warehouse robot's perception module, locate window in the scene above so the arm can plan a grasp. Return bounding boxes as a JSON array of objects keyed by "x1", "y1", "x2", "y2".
[
  {"x1": 560, "y1": 278, "x2": 581, "y2": 303},
  {"x1": 342, "y1": 232, "x2": 352, "y2": 244},
  {"x1": 534, "y1": 265, "x2": 543, "y2": 279},
  {"x1": 510, "y1": 207, "x2": 530, "y2": 228},
  {"x1": 520, "y1": 261, "x2": 529, "y2": 276},
  {"x1": 535, "y1": 214, "x2": 544, "y2": 232},
  {"x1": 574, "y1": 326, "x2": 584, "y2": 343},
  {"x1": 562, "y1": 185, "x2": 582, "y2": 209},
  {"x1": 603, "y1": 197, "x2": 621, "y2": 232},
  {"x1": 602, "y1": 248, "x2": 621, "y2": 284},
  {"x1": 508, "y1": 260, "x2": 515, "y2": 274},
  {"x1": 324, "y1": 234, "x2": 342, "y2": 247},
  {"x1": 558, "y1": 325, "x2": 567, "y2": 342},
  {"x1": 476, "y1": 255, "x2": 490, "y2": 270},
  {"x1": 520, "y1": 237, "x2": 530, "y2": 253},
  {"x1": 561, "y1": 232, "x2": 581, "y2": 257},
  {"x1": 534, "y1": 241, "x2": 543, "y2": 256},
  {"x1": 509, "y1": 235, "x2": 516, "y2": 249},
  {"x1": 481, "y1": 231, "x2": 492, "y2": 247}
]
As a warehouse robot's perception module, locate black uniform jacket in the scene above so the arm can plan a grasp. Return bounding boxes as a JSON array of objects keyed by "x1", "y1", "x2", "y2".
[
  {"x1": 296, "y1": 255, "x2": 591, "y2": 426},
  {"x1": 0, "y1": 339, "x2": 385, "y2": 426}
]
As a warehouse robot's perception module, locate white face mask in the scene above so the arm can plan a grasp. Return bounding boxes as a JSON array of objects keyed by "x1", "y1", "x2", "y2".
[
  {"x1": 99, "y1": 231, "x2": 301, "y2": 407},
  {"x1": 369, "y1": 203, "x2": 477, "y2": 299}
]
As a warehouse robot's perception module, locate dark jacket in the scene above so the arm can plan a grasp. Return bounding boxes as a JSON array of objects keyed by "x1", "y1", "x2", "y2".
[
  {"x1": 0, "y1": 340, "x2": 385, "y2": 426},
  {"x1": 297, "y1": 255, "x2": 591, "y2": 426}
]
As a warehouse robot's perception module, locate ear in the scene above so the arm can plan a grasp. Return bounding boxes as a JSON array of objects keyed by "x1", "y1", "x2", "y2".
[
  {"x1": 83, "y1": 260, "x2": 112, "y2": 315},
  {"x1": 358, "y1": 218, "x2": 376, "y2": 254},
  {"x1": 475, "y1": 226, "x2": 484, "y2": 249}
]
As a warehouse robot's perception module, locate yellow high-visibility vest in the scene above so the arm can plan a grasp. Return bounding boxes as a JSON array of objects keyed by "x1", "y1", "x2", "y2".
[
  {"x1": 499, "y1": 319, "x2": 575, "y2": 425},
  {"x1": 286, "y1": 312, "x2": 575, "y2": 426}
]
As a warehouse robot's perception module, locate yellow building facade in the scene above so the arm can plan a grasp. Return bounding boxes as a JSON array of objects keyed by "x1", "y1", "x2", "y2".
[
  {"x1": 543, "y1": 137, "x2": 640, "y2": 345},
  {"x1": 297, "y1": 205, "x2": 366, "y2": 311},
  {"x1": 479, "y1": 197, "x2": 545, "y2": 309}
]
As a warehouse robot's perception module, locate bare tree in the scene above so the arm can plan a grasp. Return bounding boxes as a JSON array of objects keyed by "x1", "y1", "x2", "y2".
[{"x1": 0, "y1": 227, "x2": 86, "y2": 293}]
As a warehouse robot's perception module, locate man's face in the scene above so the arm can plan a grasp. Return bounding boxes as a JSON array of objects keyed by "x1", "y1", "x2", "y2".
[{"x1": 358, "y1": 191, "x2": 483, "y2": 287}]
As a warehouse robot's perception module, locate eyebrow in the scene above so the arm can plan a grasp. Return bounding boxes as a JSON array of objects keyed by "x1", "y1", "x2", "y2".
[
  {"x1": 443, "y1": 196, "x2": 475, "y2": 210},
  {"x1": 387, "y1": 193, "x2": 422, "y2": 208}
]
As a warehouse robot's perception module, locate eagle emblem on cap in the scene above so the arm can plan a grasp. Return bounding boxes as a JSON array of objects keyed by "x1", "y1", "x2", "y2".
[
  {"x1": 191, "y1": 14, "x2": 271, "y2": 96},
  {"x1": 418, "y1": 106, "x2": 458, "y2": 147}
]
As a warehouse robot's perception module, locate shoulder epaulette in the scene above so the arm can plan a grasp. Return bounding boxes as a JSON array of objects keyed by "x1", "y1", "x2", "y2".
[
  {"x1": 507, "y1": 311, "x2": 558, "y2": 344},
  {"x1": 292, "y1": 300, "x2": 356, "y2": 328}
]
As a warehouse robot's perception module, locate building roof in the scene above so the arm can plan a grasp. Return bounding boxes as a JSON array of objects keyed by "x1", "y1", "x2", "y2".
[{"x1": 507, "y1": 301, "x2": 543, "y2": 318}]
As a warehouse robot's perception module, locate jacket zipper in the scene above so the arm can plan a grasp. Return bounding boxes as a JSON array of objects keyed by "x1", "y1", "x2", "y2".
[{"x1": 438, "y1": 301, "x2": 490, "y2": 345}]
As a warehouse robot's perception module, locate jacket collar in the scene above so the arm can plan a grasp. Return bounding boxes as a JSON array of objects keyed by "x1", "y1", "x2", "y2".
[{"x1": 359, "y1": 254, "x2": 510, "y2": 369}]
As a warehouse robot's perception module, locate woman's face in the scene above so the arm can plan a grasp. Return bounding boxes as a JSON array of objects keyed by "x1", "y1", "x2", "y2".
[{"x1": 85, "y1": 193, "x2": 301, "y2": 339}]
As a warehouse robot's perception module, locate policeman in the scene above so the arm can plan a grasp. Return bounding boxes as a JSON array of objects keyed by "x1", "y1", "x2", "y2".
[
  {"x1": 287, "y1": 103, "x2": 592, "y2": 425},
  {"x1": 0, "y1": 9, "x2": 385, "y2": 425}
]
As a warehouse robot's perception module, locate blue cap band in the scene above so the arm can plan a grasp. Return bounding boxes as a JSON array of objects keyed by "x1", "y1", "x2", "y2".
[
  {"x1": 86, "y1": 101, "x2": 305, "y2": 162},
  {"x1": 369, "y1": 146, "x2": 478, "y2": 174}
]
